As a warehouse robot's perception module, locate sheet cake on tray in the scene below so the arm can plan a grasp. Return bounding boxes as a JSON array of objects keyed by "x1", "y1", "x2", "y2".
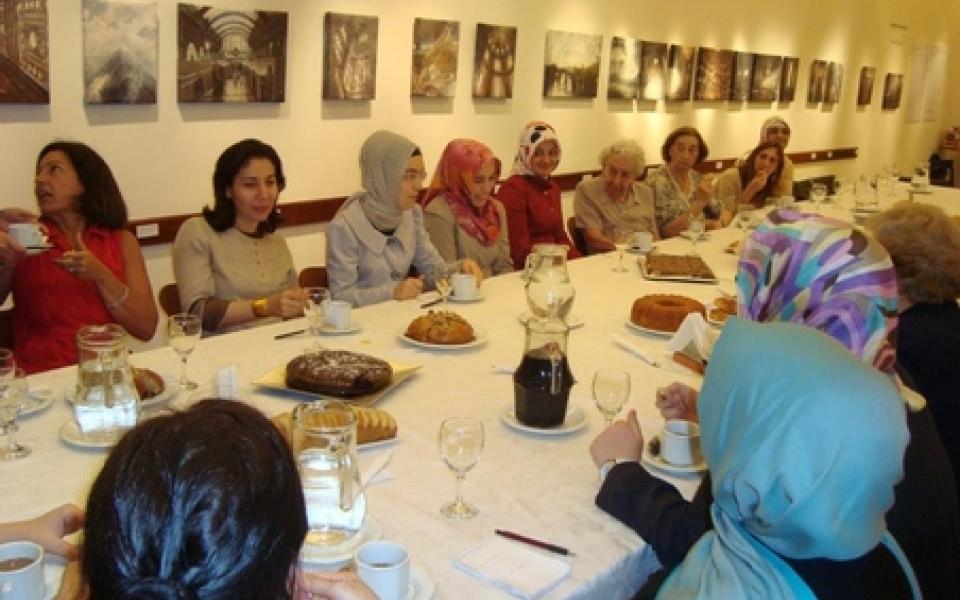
[{"x1": 640, "y1": 253, "x2": 717, "y2": 283}]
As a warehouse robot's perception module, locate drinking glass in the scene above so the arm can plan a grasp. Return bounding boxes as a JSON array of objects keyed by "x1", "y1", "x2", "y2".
[
  {"x1": 736, "y1": 206, "x2": 754, "y2": 230},
  {"x1": 168, "y1": 313, "x2": 201, "y2": 391},
  {"x1": 810, "y1": 183, "x2": 827, "y2": 209},
  {"x1": 432, "y1": 264, "x2": 453, "y2": 304},
  {"x1": 592, "y1": 368, "x2": 631, "y2": 427},
  {"x1": 688, "y1": 214, "x2": 705, "y2": 255},
  {"x1": 438, "y1": 417, "x2": 484, "y2": 519},
  {"x1": 0, "y1": 353, "x2": 28, "y2": 460},
  {"x1": 303, "y1": 287, "x2": 330, "y2": 348},
  {"x1": 611, "y1": 227, "x2": 633, "y2": 273}
]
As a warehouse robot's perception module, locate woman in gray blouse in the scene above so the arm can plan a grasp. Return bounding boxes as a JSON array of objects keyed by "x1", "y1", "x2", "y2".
[
  {"x1": 326, "y1": 130, "x2": 482, "y2": 307},
  {"x1": 173, "y1": 139, "x2": 302, "y2": 333}
]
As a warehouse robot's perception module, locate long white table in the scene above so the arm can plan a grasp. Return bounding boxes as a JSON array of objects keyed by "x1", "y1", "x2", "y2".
[{"x1": 0, "y1": 204, "x2": 905, "y2": 597}]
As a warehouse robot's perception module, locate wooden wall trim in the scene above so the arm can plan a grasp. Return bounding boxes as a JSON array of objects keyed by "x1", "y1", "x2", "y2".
[{"x1": 128, "y1": 146, "x2": 858, "y2": 246}]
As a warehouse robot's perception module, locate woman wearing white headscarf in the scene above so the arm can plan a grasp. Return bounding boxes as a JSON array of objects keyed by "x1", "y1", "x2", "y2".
[
  {"x1": 326, "y1": 130, "x2": 481, "y2": 307},
  {"x1": 758, "y1": 115, "x2": 794, "y2": 197}
]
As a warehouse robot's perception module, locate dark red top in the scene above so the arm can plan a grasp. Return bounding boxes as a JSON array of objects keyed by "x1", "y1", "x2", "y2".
[
  {"x1": 12, "y1": 220, "x2": 126, "y2": 374},
  {"x1": 497, "y1": 174, "x2": 581, "y2": 270}
]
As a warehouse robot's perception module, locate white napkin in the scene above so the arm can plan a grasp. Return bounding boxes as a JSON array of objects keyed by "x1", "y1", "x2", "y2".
[
  {"x1": 453, "y1": 537, "x2": 571, "y2": 599},
  {"x1": 667, "y1": 313, "x2": 720, "y2": 363},
  {"x1": 212, "y1": 364, "x2": 239, "y2": 399}
]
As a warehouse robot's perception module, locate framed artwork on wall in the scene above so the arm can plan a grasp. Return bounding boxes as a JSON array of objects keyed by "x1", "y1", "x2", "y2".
[
  {"x1": 322, "y1": 12, "x2": 378, "y2": 100},
  {"x1": 882, "y1": 73, "x2": 903, "y2": 110},
  {"x1": 665, "y1": 44, "x2": 695, "y2": 101},
  {"x1": 411, "y1": 18, "x2": 458, "y2": 97},
  {"x1": 177, "y1": 4, "x2": 287, "y2": 103},
  {"x1": 0, "y1": 0, "x2": 50, "y2": 103},
  {"x1": 472, "y1": 23, "x2": 516, "y2": 98},
  {"x1": 731, "y1": 51, "x2": 753, "y2": 102},
  {"x1": 543, "y1": 29, "x2": 602, "y2": 98},
  {"x1": 607, "y1": 36, "x2": 639, "y2": 99},
  {"x1": 825, "y1": 62, "x2": 843, "y2": 103},
  {"x1": 779, "y1": 57, "x2": 799, "y2": 102},
  {"x1": 857, "y1": 66, "x2": 876, "y2": 106},
  {"x1": 807, "y1": 59, "x2": 828, "y2": 103},
  {"x1": 750, "y1": 54, "x2": 782, "y2": 102},
  {"x1": 693, "y1": 47, "x2": 734, "y2": 101},
  {"x1": 83, "y1": 0, "x2": 157, "y2": 105},
  {"x1": 638, "y1": 41, "x2": 667, "y2": 101}
]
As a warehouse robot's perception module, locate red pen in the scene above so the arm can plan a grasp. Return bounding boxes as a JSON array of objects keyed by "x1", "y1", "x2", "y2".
[{"x1": 494, "y1": 529, "x2": 576, "y2": 557}]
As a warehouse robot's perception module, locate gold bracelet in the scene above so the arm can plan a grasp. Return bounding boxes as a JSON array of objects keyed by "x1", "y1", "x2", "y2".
[{"x1": 251, "y1": 298, "x2": 270, "y2": 317}]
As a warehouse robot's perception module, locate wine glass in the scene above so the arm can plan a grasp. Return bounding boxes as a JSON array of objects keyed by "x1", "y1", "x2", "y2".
[
  {"x1": 168, "y1": 313, "x2": 201, "y2": 391},
  {"x1": 432, "y1": 264, "x2": 453, "y2": 304},
  {"x1": 303, "y1": 287, "x2": 330, "y2": 348},
  {"x1": 438, "y1": 417, "x2": 484, "y2": 519},
  {"x1": 611, "y1": 227, "x2": 633, "y2": 273},
  {"x1": 0, "y1": 352, "x2": 29, "y2": 460},
  {"x1": 688, "y1": 213, "x2": 705, "y2": 255},
  {"x1": 593, "y1": 368, "x2": 631, "y2": 427}
]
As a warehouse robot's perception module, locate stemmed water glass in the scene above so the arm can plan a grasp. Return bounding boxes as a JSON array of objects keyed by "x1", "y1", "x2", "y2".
[
  {"x1": 593, "y1": 368, "x2": 631, "y2": 427},
  {"x1": 688, "y1": 213, "x2": 705, "y2": 255},
  {"x1": 303, "y1": 287, "x2": 330, "y2": 348},
  {"x1": 612, "y1": 227, "x2": 633, "y2": 273},
  {"x1": 168, "y1": 313, "x2": 201, "y2": 391},
  {"x1": 0, "y1": 350, "x2": 28, "y2": 460},
  {"x1": 432, "y1": 264, "x2": 453, "y2": 304},
  {"x1": 438, "y1": 417, "x2": 484, "y2": 519}
]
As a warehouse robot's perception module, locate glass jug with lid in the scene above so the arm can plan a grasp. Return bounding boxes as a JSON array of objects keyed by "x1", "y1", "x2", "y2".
[
  {"x1": 294, "y1": 400, "x2": 366, "y2": 560},
  {"x1": 74, "y1": 324, "x2": 139, "y2": 434},
  {"x1": 524, "y1": 243, "x2": 575, "y2": 320},
  {"x1": 514, "y1": 316, "x2": 575, "y2": 428}
]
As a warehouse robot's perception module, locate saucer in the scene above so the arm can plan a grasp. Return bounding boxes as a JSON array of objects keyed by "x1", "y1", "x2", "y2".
[
  {"x1": 406, "y1": 563, "x2": 435, "y2": 600},
  {"x1": 518, "y1": 311, "x2": 584, "y2": 329},
  {"x1": 641, "y1": 435, "x2": 707, "y2": 475},
  {"x1": 625, "y1": 320, "x2": 672, "y2": 338},
  {"x1": 316, "y1": 321, "x2": 362, "y2": 335},
  {"x1": 25, "y1": 244, "x2": 52, "y2": 256},
  {"x1": 59, "y1": 420, "x2": 122, "y2": 449},
  {"x1": 500, "y1": 405, "x2": 587, "y2": 435},
  {"x1": 679, "y1": 230, "x2": 709, "y2": 241},
  {"x1": 20, "y1": 386, "x2": 54, "y2": 416},
  {"x1": 300, "y1": 514, "x2": 383, "y2": 569},
  {"x1": 448, "y1": 290, "x2": 484, "y2": 303}
]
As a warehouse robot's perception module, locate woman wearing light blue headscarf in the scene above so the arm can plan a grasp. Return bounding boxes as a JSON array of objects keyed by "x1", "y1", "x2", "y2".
[{"x1": 657, "y1": 318, "x2": 919, "y2": 599}]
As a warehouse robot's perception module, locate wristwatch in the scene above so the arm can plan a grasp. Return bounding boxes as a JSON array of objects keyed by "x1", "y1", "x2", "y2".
[
  {"x1": 251, "y1": 298, "x2": 270, "y2": 317},
  {"x1": 599, "y1": 458, "x2": 634, "y2": 481}
]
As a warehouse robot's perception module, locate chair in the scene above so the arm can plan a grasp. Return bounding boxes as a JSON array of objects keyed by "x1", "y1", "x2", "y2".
[
  {"x1": 0, "y1": 307, "x2": 13, "y2": 349},
  {"x1": 567, "y1": 216, "x2": 590, "y2": 256},
  {"x1": 298, "y1": 266, "x2": 328, "y2": 288},
  {"x1": 158, "y1": 283, "x2": 182, "y2": 316}
]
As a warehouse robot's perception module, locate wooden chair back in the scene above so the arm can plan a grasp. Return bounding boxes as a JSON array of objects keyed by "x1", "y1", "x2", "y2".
[
  {"x1": 298, "y1": 266, "x2": 329, "y2": 288},
  {"x1": 158, "y1": 283, "x2": 182, "y2": 316},
  {"x1": 567, "y1": 216, "x2": 590, "y2": 256}
]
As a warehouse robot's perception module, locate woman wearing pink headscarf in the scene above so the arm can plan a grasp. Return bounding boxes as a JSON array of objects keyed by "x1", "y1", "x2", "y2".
[
  {"x1": 758, "y1": 115, "x2": 795, "y2": 197},
  {"x1": 422, "y1": 139, "x2": 514, "y2": 277},
  {"x1": 497, "y1": 121, "x2": 581, "y2": 269}
]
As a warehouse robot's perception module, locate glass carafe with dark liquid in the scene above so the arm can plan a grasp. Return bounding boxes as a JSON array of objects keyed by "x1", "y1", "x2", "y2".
[{"x1": 514, "y1": 316, "x2": 575, "y2": 428}]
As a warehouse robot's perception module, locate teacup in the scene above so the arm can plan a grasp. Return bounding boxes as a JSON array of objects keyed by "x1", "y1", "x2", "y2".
[
  {"x1": 630, "y1": 231, "x2": 653, "y2": 253},
  {"x1": 775, "y1": 196, "x2": 797, "y2": 210},
  {"x1": 7, "y1": 224, "x2": 45, "y2": 248},
  {"x1": 661, "y1": 419, "x2": 701, "y2": 466},
  {"x1": 324, "y1": 300, "x2": 351, "y2": 331},
  {"x1": 451, "y1": 273, "x2": 477, "y2": 301},
  {"x1": 0, "y1": 541, "x2": 45, "y2": 600},
  {"x1": 355, "y1": 540, "x2": 410, "y2": 600}
]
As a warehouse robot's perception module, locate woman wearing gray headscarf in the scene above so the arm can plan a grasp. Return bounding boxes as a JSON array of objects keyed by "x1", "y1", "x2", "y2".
[{"x1": 326, "y1": 130, "x2": 482, "y2": 307}]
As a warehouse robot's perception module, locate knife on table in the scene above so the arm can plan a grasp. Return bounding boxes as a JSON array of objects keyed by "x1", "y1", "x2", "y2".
[{"x1": 611, "y1": 334, "x2": 661, "y2": 368}]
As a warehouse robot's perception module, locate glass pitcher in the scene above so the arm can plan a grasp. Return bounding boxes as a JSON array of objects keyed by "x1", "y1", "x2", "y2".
[
  {"x1": 514, "y1": 316, "x2": 575, "y2": 428},
  {"x1": 74, "y1": 324, "x2": 139, "y2": 434},
  {"x1": 524, "y1": 244, "x2": 575, "y2": 320},
  {"x1": 294, "y1": 400, "x2": 366, "y2": 559}
]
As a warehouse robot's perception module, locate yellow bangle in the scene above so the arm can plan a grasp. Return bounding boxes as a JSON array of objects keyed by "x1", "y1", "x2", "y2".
[{"x1": 251, "y1": 298, "x2": 270, "y2": 317}]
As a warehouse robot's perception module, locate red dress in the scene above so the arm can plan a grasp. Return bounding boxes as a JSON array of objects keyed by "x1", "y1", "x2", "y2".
[
  {"x1": 12, "y1": 221, "x2": 126, "y2": 374},
  {"x1": 497, "y1": 174, "x2": 581, "y2": 270}
]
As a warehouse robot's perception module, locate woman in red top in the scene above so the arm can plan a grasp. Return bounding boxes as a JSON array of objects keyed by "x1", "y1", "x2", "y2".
[
  {"x1": 0, "y1": 142, "x2": 157, "y2": 373},
  {"x1": 497, "y1": 121, "x2": 581, "y2": 269}
]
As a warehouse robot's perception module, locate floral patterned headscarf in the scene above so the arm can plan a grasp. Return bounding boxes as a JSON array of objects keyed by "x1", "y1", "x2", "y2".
[
  {"x1": 510, "y1": 121, "x2": 560, "y2": 177},
  {"x1": 736, "y1": 210, "x2": 900, "y2": 373},
  {"x1": 423, "y1": 139, "x2": 502, "y2": 245}
]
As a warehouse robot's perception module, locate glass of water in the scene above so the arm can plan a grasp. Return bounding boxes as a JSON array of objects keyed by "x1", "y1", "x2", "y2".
[
  {"x1": 0, "y1": 355, "x2": 29, "y2": 461},
  {"x1": 612, "y1": 227, "x2": 633, "y2": 273},
  {"x1": 432, "y1": 264, "x2": 453, "y2": 304},
  {"x1": 168, "y1": 313, "x2": 201, "y2": 391},
  {"x1": 439, "y1": 417, "x2": 484, "y2": 519},
  {"x1": 688, "y1": 213, "x2": 705, "y2": 255},
  {"x1": 593, "y1": 368, "x2": 631, "y2": 427},
  {"x1": 303, "y1": 287, "x2": 330, "y2": 347}
]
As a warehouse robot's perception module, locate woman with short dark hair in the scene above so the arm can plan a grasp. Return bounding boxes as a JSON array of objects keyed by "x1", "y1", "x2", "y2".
[
  {"x1": 647, "y1": 126, "x2": 720, "y2": 238},
  {"x1": 173, "y1": 139, "x2": 302, "y2": 333},
  {"x1": 0, "y1": 141, "x2": 157, "y2": 373}
]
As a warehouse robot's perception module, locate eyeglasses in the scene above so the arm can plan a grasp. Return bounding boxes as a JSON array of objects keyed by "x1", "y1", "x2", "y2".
[{"x1": 767, "y1": 126, "x2": 791, "y2": 135}]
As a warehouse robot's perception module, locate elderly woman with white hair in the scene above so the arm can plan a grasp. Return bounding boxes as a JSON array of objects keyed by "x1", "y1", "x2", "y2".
[
  {"x1": 758, "y1": 115, "x2": 794, "y2": 197},
  {"x1": 573, "y1": 139, "x2": 659, "y2": 253}
]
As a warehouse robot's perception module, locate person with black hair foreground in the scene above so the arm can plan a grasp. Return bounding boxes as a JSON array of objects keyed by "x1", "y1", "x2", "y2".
[
  {"x1": 59, "y1": 399, "x2": 376, "y2": 600},
  {"x1": 173, "y1": 139, "x2": 302, "y2": 333},
  {"x1": 0, "y1": 141, "x2": 157, "y2": 373}
]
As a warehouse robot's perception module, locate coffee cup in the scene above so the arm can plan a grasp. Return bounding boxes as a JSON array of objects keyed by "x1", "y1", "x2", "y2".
[
  {"x1": 630, "y1": 231, "x2": 653, "y2": 252},
  {"x1": 7, "y1": 224, "x2": 45, "y2": 249},
  {"x1": 324, "y1": 300, "x2": 351, "y2": 330},
  {"x1": 451, "y1": 273, "x2": 477, "y2": 301},
  {"x1": 355, "y1": 540, "x2": 410, "y2": 600},
  {"x1": 0, "y1": 541, "x2": 45, "y2": 600},
  {"x1": 661, "y1": 419, "x2": 701, "y2": 466}
]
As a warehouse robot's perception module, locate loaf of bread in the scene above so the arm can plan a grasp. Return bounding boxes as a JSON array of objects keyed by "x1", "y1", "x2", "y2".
[
  {"x1": 271, "y1": 406, "x2": 398, "y2": 445},
  {"x1": 132, "y1": 367, "x2": 164, "y2": 400},
  {"x1": 405, "y1": 310, "x2": 474, "y2": 344}
]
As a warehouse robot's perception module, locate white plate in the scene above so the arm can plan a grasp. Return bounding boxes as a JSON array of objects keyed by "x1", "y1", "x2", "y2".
[
  {"x1": 316, "y1": 321, "x2": 362, "y2": 335},
  {"x1": 58, "y1": 420, "x2": 122, "y2": 449},
  {"x1": 500, "y1": 405, "x2": 587, "y2": 435},
  {"x1": 518, "y1": 311, "x2": 585, "y2": 329},
  {"x1": 641, "y1": 435, "x2": 707, "y2": 475},
  {"x1": 678, "y1": 230, "x2": 709, "y2": 241},
  {"x1": 64, "y1": 371, "x2": 180, "y2": 409},
  {"x1": 398, "y1": 326, "x2": 488, "y2": 350},
  {"x1": 20, "y1": 386, "x2": 54, "y2": 416},
  {"x1": 624, "y1": 320, "x2": 673, "y2": 338},
  {"x1": 299, "y1": 514, "x2": 383, "y2": 567},
  {"x1": 357, "y1": 435, "x2": 399, "y2": 452},
  {"x1": 448, "y1": 290, "x2": 484, "y2": 303},
  {"x1": 407, "y1": 563, "x2": 436, "y2": 600}
]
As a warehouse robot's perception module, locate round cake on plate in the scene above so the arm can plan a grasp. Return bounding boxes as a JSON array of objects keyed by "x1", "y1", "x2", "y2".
[
  {"x1": 285, "y1": 350, "x2": 393, "y2": 397},
  {"x1": 631, "y1": 294, "x2": 705, "y2": 333},
  {"x1": 405, "y1": 310, "x2": 474, "y2": 345}
]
